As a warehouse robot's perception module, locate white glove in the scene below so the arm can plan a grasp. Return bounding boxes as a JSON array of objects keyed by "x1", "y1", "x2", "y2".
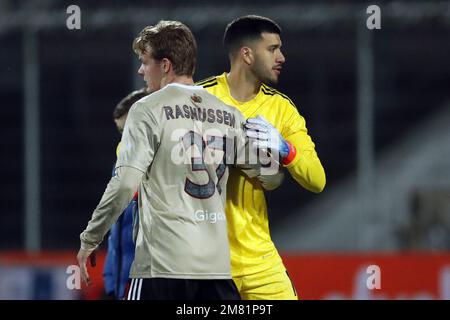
[{"x1": 245, "y1": 115, "x2": 290, "y2": 159}]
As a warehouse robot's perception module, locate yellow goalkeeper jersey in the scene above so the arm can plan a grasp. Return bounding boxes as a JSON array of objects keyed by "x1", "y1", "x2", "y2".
[{"x1": 197, "y1": 73, "x2": 326, "y2": 277}]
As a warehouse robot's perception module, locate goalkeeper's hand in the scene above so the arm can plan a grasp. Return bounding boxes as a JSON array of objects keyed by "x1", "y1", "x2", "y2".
[{"x1": 245, "y1": 115, "x2": 295, "y2": 164}]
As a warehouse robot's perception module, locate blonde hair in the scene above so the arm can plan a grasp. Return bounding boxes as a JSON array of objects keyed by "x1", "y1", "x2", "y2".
[{"x1": 133, "y1": 21, "x2": 197, "y2": 76}]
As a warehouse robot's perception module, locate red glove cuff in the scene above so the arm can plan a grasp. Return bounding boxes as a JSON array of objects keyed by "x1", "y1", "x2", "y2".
[
  {"x1": 282, "y1": 142, "x2": 297, "y2": 166},
  {"x1": 133, "y1": 192, "x2": 138, "y2": 200}
]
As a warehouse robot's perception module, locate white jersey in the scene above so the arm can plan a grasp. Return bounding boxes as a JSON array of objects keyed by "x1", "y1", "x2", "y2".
[{"x1": 116, "y1": 83, "x2": 246, "y2": 279}]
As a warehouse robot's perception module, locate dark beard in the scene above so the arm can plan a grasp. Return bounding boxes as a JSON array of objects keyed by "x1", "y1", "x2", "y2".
[
  {"x1": 262, "y1": 76, "x2": 278, "y2": 86},
  {"x1": 252, "y1": 61, "x2": 278, "y2": 86}
]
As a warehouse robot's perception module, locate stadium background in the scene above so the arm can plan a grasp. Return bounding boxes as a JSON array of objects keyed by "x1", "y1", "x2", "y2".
[{"x1": 0, "y1": 0, "x2": 449, "y2": 299}]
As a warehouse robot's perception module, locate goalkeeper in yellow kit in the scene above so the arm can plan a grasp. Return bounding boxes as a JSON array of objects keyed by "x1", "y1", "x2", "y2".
[{"x1": 197, "y1": 15, "x2": 326, "y2": 300}]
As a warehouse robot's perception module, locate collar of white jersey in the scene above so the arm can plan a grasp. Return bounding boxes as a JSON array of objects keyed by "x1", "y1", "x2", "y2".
[{"x1": 166, "y1": 82, "x2": 203, "y2": 90}]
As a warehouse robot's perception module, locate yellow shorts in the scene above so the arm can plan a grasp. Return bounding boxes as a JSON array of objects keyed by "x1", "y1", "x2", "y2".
[{"x1": 233, "y1": 261, "x2": 298, "y2": 300}]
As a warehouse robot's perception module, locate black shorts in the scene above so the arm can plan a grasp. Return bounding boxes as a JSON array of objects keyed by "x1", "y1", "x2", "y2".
[{"x1": 126, "y1": 278, "x2": 241, "y2": 300}]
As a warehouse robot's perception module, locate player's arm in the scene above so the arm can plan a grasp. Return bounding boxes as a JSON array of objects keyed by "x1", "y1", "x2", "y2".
[
  {"x1": 229, "y1": 119, "x2": 282, "y2": 191},
  {"x1": 233, "y1": 113, "x2": 285, "y2": 190},
  {"x1": 78, "y1": 101, "x2": 158, "y2": 286},
  {"x1": 77, "y1": 166, "x2": 144, "y2": 286},
  {"x1": 281, "y1": 109, "x2": 326, "y2": 193},
  {"x1": 246, "y1": 111, "x2": 325, "y2": 193}
]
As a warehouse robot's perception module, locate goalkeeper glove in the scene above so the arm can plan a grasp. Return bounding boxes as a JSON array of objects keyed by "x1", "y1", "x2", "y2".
[{"x1": 245, "y1": 115, "x2": 296, "y2": 165}]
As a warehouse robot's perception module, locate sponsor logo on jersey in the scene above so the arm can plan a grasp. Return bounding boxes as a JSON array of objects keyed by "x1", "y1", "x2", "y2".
[
  {"x1": 190, "y1": 93, "x2": 202, "y2": 103},
  {"x1": 194, "y1": 210, "x2": 226, "y2": 224}
]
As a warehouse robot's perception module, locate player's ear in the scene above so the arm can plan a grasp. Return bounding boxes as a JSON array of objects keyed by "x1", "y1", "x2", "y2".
[
  {"x1": 240, "y1": 47, "x2": 253, "y2": 65},
  {"x1": 161, "y1": 58, "x2": 172, "y2": 73}
]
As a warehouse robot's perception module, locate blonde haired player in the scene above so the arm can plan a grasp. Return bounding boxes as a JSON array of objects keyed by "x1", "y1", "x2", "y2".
[
  {"x1": 78, "y1": 20, "x2": 252, "y2": 300},
  {"x1": 197, "y1": 15, "x2": 326, "y2": 300}
]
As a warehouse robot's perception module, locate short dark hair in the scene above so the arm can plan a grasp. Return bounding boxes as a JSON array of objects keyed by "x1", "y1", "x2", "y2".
[
  {"x1": 113, "y1": 88, "x2": 149, "y2": 120},
  {"x1": 223, "y1": 15, "x2": 282, "y2": 57},
  {"x1": 133, "y1": 20, "x2": 197, "y2": 77}
]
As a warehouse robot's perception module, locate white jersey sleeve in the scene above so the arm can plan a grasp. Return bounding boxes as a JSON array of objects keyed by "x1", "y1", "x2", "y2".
[{"x1": 116, "y1": 101, "x2": 160, "y2": 172}]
